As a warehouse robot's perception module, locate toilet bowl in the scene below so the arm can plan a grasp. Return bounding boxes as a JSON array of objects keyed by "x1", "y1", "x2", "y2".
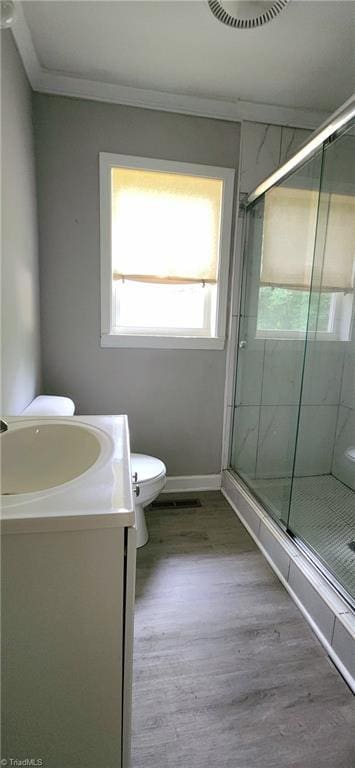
[
  {"x1": 131, "y1": 453, "x2": 166, "y2": 548},
  {"x1": 21, "y1": 396, "x2": 166, "y2": 548}
]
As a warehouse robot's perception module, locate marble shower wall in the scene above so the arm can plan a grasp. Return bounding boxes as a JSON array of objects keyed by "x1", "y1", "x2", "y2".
[
  {"x1": 233, "y1": 121, "x2": 347, "y2": 481},
  {"x1": 332, "y1": 311, "x2": 355, "y2": 490},
  {"x1": 329, "y1": 133, "x2": 355, "y2": 490},
  {"x1": 234, "y1": 337, "x2": 345, "y2": 480},
  {"x1": 239, "y1": 122, "x2": 311, "y2": 196}
]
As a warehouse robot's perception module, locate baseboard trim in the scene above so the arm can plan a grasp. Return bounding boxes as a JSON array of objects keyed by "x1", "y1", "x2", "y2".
[
  {"x1": 221, "y1": 469, "x2": 355, "y2": 693},
  {"x1": 163, "y1": 474, "x2": 221, "y2": 493}
]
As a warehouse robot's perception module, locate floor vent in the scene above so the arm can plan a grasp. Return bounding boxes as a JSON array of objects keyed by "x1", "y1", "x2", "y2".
[{"x1": 149, "y1": 498, "x2": 202, "y2": 510}]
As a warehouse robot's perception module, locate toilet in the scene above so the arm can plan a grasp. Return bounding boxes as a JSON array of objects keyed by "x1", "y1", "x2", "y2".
[
  {"x1": 131, "y1": 453, "x2": 166, "y2": 548},
  {"x1": 21, "y1": 395, "x2": 166, "y2": 548}
]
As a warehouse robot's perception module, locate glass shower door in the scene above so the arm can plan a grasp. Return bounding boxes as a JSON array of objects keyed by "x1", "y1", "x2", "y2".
[
  {"x1": 287, "y1": 124, "x2": 355, "y2": 600},
  {"x1": 230, "y1": 150, "x2": 323, "y2": 526}
]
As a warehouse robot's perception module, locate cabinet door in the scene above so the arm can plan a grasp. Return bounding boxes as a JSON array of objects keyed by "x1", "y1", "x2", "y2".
[{"x1": 2, "y1": 526, "x2": 125, "y2": 768}]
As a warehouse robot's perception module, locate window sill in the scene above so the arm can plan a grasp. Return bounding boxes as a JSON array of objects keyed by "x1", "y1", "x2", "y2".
[{"x1": 101, "y1": 333, "x2": 225, "y2": 350}]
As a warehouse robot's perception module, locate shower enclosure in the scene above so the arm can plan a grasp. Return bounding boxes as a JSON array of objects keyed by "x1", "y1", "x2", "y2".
[{"x1": 230, "y1": 102, "x2": 355, "y2": 604}]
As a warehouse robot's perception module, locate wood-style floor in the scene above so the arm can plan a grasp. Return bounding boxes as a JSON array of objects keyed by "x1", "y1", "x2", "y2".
[{"x1": 131, "y1": 492, "x2": 354, "y2": 768}]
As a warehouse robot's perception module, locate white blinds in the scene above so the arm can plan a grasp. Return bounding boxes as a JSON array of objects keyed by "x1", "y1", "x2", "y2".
[
  {"x1": 317, "y1": 193, "x2": 355, "y2": 292},
  {"x1": 111, "y1": 167, "x2": 223, "y2": 284},
  {"x1": 261, "y1": 187, "x2": 355, "y2": 292}
]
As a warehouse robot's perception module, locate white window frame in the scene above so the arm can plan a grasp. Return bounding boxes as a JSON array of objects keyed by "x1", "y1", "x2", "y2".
[{"x1": 99, "y1": 153, "x2": 235, "y2": 350}]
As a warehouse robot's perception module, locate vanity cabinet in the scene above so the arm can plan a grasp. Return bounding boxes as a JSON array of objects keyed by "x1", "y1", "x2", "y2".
[{"x1": 1, "y1": 415, "x2": 136, "y2": 768}]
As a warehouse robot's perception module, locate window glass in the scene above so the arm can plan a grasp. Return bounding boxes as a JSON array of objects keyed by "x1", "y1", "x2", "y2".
[
  {"x1": 113, "y1": 281, "x2": 214, "y2": 335},
  {"x1": 257, "y1": 287, "x2": 332, "y2": 333}
]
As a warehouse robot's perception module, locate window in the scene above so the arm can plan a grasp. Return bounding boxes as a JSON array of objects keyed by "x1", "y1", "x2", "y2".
[
  {"x1": 255, "y1": 186, "x2": 355, "y2": 340},
  {"x1": 256, "y1": 286, "x2": 353, "y2": 340},
  {"x1": 100, "y1": 153, "x2": 234, "y2": 349}
]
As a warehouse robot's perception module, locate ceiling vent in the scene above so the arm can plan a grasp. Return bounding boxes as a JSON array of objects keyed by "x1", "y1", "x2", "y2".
[{"x1": 207, "y1": 1, "x2": 290, "y2": 29}]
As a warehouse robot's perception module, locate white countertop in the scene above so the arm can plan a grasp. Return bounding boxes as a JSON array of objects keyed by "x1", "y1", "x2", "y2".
[{"x1": 1, "y1": 415, "x2": 135, "y2": 534}]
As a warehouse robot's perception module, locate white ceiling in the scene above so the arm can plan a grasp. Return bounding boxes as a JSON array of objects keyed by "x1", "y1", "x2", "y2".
[{"x1": 19, "y1": 1, "x2": 355, "y2": 115}]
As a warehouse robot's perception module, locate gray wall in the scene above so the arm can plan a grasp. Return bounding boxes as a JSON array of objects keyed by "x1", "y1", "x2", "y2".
[
  {"x1": 1, "y1": 31, "x2": 41, "y2": 414},
  {"x1": 34, "y1": 94, "x2": 240, "y2": 475}
]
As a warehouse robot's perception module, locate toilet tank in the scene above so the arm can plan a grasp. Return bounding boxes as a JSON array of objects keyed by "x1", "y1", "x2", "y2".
[{"x1": 22, "y1": 395, "x2": 75, "y2": 416}]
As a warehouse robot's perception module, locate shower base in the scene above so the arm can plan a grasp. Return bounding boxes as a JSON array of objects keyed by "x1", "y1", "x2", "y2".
[{"x1": 252, "y1": 474, "x2": 355, "y2": 601}]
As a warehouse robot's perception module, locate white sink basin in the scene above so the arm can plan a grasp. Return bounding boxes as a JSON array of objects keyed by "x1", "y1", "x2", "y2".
[{"x1": 1, "y1": 422, "x2": 104, "y2": 495}]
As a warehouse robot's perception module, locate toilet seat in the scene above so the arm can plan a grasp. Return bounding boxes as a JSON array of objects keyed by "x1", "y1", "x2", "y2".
[{"x1": 131, "y1": 453, "x2": 166, "y2": 483}]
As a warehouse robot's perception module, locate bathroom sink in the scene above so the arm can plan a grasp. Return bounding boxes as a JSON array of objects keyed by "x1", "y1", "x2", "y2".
[{"x1": 1, "y1": 422, "x2": 104, "y2": 495}]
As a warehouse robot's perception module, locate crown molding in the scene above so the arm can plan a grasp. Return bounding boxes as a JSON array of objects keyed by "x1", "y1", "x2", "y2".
[
  {"x1": 11, "y1": 2, "x2": 329, "y2": 131},
  {"x1": 32, "y1": 68, "x2": 329, "y2": 129},
  {"x1": 11, "y1": 1, "x2": 41, "y2": 83}
]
